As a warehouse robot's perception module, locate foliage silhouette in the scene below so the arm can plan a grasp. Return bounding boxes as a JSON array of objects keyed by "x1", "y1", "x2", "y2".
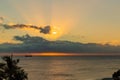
[
  {"x1": 112, "y1": 69, "x2": 120, "y2": 80},
  {"x1": 0, "y1": 55, "x2": 28, "y2": 80}
]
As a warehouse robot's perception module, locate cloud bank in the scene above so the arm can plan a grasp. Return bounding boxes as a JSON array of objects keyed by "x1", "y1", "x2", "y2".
[{"x1": 0, "y1": 34, "x2": 120, "y2": 53}]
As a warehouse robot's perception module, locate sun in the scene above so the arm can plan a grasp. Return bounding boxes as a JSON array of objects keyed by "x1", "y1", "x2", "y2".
[
  {"x1": 51, "y1": 26, "x2": 59, "y2": 35},
  {"x1": 52, "y1": 31, "x2": 57, "y2": 35},
  {"x1": 44, "y1": 26, "x2": 64, "y2": 40}
]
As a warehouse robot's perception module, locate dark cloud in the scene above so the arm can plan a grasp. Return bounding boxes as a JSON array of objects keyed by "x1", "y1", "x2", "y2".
[
  {"x1": 14, "y1": 34, "x2": 48, "y2": 43},
  {"x1": 0, "y1": 17, "x2": 51, "y2": 34},
  {"x1": 0, "y1": 34, "x2": 120, "y2": 53},
  {"x1": 39, "y1": 25, "x2": 51, "y2": 34},
  {"x1": 1, "y1": 23, "x2": 51, "y2": 34}
]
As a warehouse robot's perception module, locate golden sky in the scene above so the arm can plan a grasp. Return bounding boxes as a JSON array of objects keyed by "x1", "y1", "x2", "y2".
[{"x1": 0, "y1": 0, "x2": 120, "y2": 45}]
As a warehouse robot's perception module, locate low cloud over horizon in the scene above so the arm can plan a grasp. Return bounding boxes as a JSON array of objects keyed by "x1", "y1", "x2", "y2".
[{"x1": 0, "y1": 34, "x2": 120, "y2": 54}]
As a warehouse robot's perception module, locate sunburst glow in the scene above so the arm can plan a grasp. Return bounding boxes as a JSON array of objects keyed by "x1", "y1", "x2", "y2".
[
  {"x1": 52, "y1": 31, "x2": 57, "y2": 35},
  {"x1": 8, "y1": 0, "x2": 77, "y2": 41},
  {"x1": 44, "y1": 26, "x2": 63, "y2": 40}
]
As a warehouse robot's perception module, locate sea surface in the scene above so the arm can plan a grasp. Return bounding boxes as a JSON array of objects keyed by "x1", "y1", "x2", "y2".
[{"x1": 3, "y1": 55, "x2": 120, "y2": 80}]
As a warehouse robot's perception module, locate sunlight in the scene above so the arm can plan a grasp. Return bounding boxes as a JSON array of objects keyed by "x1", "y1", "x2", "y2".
[
  {"x1": 44, "y1": 26, "x2": 64, "y2": 40},
  {"x1": 32, "y1": 53, "x2": 74, "y2": 56},
  {"x1": 51, "y1": 26, "x2": 59, "y2": 35},
  {"x1": 52, "y1": 31, "x2": 57, "y2": 35}
]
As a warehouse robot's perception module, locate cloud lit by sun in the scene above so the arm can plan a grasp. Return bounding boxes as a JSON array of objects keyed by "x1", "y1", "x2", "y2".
[{"x1": 44, "y1": 26, "x2": 64, "y2": 40}]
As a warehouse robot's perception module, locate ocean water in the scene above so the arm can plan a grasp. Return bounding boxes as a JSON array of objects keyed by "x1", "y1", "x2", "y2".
[{"x1": 17, "y1": 56, "x2": 120, "y2": 80}]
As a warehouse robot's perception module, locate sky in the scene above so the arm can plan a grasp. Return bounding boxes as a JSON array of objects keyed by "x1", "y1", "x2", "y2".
[{"x1": 0, "y1": 0, "x2": 120, "y2": 45}]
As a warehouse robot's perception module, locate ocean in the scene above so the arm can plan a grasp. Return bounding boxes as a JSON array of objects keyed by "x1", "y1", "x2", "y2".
[{"x1": 8, "y1": 55, "x2": 120, "y2": 80}]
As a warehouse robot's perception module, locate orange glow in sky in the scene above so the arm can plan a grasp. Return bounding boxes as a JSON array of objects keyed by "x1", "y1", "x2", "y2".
[
  {"x1": 100, "y1": 40, "x2": 120, "y2": 46},
  {"x1": 32, "y1": 53, "x2": 75, "y2": 56},
  {"x1": 11, "y1": 53, "x2": 120, "y2": 57},
  {"x1": 44, "y1": 26, "x2": 64, "y2": 40}
]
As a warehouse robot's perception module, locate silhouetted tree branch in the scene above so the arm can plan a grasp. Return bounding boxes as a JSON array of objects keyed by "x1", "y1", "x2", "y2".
[
  {"x1": 112, "y1": 69, "x2": 120, "y2": 80},
  {"x1": 0, "y1": 55, "x2": 28, "y2": 80}
]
